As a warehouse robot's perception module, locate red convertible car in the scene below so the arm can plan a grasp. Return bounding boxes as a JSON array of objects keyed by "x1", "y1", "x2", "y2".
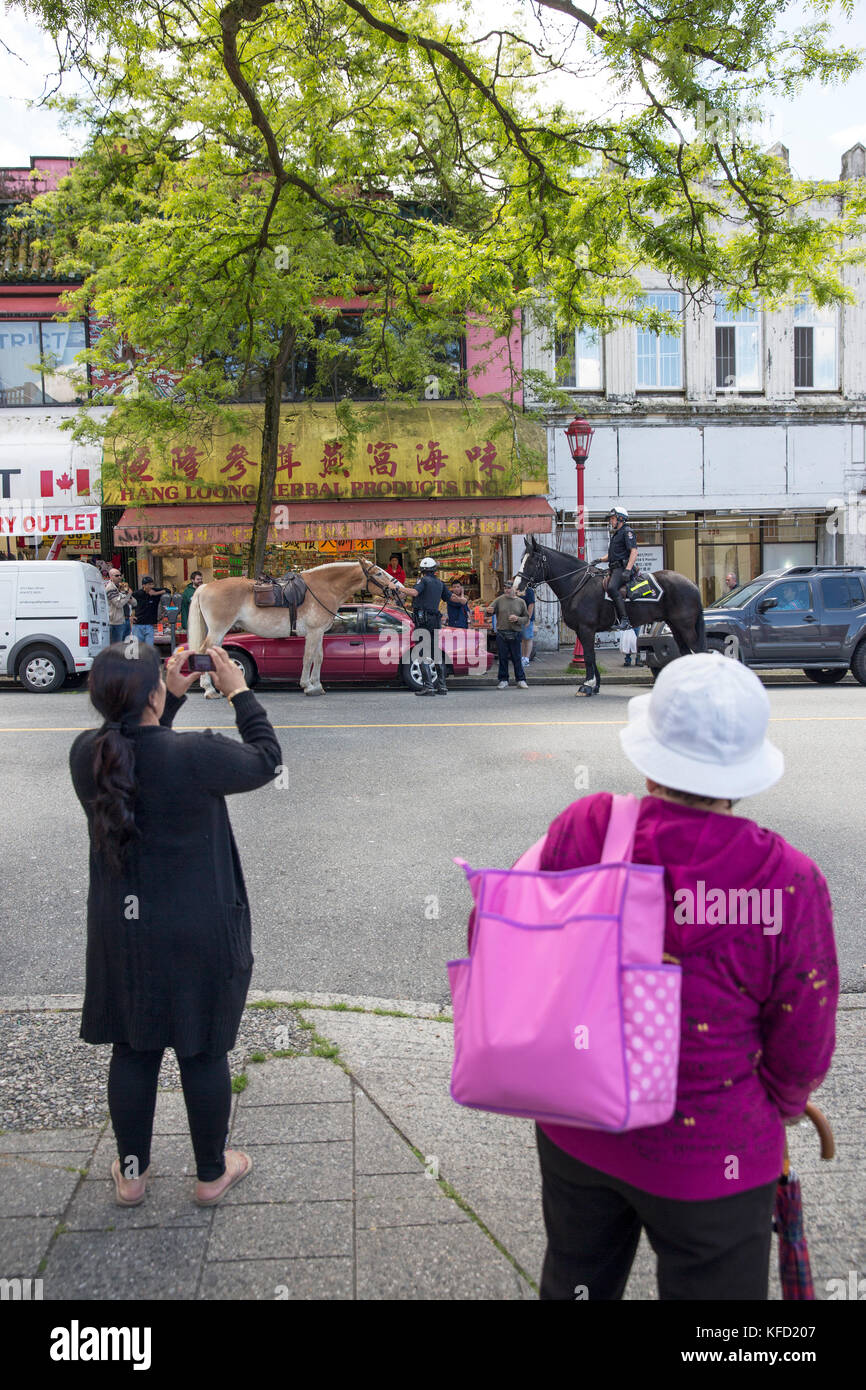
[{"x1": 219, "y1": 604, "x2": 493, "y2": 691}]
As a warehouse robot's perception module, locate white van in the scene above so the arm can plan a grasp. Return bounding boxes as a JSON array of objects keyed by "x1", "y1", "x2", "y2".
[{"x1": 0, "y1": 561, "x2": 109, "y2": 693}]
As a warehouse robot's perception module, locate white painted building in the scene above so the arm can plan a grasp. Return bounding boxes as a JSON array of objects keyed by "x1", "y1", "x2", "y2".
[{"x1": 519, "y1": 144, "x2": 866, "y2": 649}]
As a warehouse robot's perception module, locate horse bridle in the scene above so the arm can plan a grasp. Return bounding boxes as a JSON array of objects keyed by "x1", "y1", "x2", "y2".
[
  {"x1": 359, "y1": 558, "x2": 412, "y2": 617},
  {"x1": 516, "y1": 548, "x2": 600, "y2": 603}
]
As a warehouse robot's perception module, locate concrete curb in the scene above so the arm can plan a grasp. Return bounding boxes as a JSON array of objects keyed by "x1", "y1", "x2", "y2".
[{"x1": 2, "y1": 989, "x2": 861, "y2": 1016}]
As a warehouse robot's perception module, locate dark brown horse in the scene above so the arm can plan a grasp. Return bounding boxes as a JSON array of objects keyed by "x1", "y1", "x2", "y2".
[{"x1": 515, "y1": 537, "x2": 706, "y2": 696}]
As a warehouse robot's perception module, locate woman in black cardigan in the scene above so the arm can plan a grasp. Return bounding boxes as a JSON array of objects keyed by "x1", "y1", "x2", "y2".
[{"x1": 70, "y1": 642, "x2": 282, "y2": 1206}]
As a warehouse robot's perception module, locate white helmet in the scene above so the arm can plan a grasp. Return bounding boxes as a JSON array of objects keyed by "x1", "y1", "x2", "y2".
[
  {"x1": 609, "y1": 505, "x2": 629, "y2": 521},
  {"x1": 419, "y1": 557, "x2": 438, "y2": 570}
]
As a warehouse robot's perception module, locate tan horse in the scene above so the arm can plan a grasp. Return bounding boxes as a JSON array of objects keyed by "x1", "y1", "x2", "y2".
[{"x1": 186, "y1": 559, "x2": 401, "y2": 697}]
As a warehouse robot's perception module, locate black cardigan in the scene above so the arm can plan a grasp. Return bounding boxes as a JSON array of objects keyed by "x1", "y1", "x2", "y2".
[{"x1": 69, "y1": 690, "x2": 282, "y2": 1056}]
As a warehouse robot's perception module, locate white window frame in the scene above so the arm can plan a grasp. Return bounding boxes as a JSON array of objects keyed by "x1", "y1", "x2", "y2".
[
  {"x1": 793, "y1": 296, "x2": 838, "y2": 391},
  {"x1": 554, "y1": 325, "x2": 603, "y2": 392},
  {"x1": 714, "y1": 295, "x2": 762, "y2": 392},
  {"x1": 635, "y1": 292, "x2": 683, "y2": 390}
]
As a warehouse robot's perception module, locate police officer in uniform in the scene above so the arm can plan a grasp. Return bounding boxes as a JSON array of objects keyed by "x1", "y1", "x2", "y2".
[
  {"x1": 397, "y1": 556, "x2": 452, "y2": 696},
  {"x1": 595, "y1": 506, "x2": 638, "y2": 629}
]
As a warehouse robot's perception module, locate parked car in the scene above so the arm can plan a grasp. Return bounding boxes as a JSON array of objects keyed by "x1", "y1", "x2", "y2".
[
  {"x1": 637, "y1": 566, "x2": 866, "y2": 684},
  {"x1": 212, "y1": 604, "x2": 493, "y2": 691},
  {"x1": 0, "y1": 560, "x2": 109, "y2": 692}
]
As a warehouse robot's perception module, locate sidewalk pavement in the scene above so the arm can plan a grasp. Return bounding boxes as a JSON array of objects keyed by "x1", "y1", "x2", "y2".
[
  {"x1": 450, "y1": 646, "x2": 822, "y2": 688},
  {"x1": 1, "y1": 991, "x2": 863, "y2": 1301}
]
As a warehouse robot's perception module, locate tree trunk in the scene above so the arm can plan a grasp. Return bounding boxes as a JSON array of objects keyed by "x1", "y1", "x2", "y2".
[{"x1": 247, "y1": 327, "x2": 295, "y2": 578}]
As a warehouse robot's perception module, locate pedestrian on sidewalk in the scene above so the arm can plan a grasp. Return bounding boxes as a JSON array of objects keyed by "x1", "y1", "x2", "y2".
[
  {"x1": 487, "y1": 580, "x2": 529, "y2": 688},
  {"x1": 521, "y1": 584, "x2": 536, "y2": 666},
  {"x1": 532, "y1": 654, "x2": 838, "y2": 1299},
  {"x1": 104, "y1": 568, "x2": 133, "y2": 646},
  {"x1": 180, "y1": 570, "x2": 203, "y2": 631},
  {"x1": 130, "y1": 576, "x2": 169, "y2": 645},
  {"x1": 69, "y1": 642, "x2": 282, "y2": 1207}
]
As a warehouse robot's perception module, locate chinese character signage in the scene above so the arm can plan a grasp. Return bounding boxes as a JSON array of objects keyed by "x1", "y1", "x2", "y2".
[{"x1": 103, "y1": 404, "x2": 545, "y2": 505}]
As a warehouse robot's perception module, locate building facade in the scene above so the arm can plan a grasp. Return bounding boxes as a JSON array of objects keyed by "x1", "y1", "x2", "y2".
[
  {"x1": 521, "y1": 143, "x2": 866, "y2": 648},
  {"x1": 1, "y1": 156, "x2": 551, "y2": 597}
]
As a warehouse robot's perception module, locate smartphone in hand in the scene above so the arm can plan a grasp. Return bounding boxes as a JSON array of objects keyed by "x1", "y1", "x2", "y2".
[{"x1": 185, "y1": 653, "x2": 215, "y2": 672}]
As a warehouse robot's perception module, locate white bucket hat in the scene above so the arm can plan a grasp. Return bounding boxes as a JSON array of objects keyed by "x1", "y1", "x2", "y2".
[{"x1": 619, "y1": 652, "x2": 784, "y2": 799}]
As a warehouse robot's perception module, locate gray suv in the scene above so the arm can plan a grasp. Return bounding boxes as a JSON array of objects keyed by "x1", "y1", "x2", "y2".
[{"x1": 637, "y1": 566, "x2": 866, "y2": 684}]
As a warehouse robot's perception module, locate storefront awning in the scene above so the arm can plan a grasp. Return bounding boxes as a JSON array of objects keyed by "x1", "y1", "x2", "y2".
[{"x1": 113, "y1": 496, "x2": 554, "y2": 547}]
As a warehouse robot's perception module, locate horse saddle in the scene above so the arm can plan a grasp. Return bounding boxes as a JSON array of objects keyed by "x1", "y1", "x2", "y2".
[
  {"x1": 603, "y1": 569, "x2": 663, "y2": 603},
  {"x1": 253, "y1": 571, "x2": 308, "y2": 632}
]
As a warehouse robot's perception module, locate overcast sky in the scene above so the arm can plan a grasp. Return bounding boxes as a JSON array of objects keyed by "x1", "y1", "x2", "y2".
[{"x1": 0, "y1": 1, "x2": 864, "y2": 180}]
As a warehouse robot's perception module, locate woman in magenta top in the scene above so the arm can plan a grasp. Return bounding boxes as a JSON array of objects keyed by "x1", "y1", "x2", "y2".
[{"x1": 532, "y1": 653, "x2": 838, "y2": 1300}]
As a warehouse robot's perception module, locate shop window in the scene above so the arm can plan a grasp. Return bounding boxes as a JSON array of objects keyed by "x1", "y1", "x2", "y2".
[
  {"x1": 0, "y1": 320, "x2": 88, "y2": 406},
  {"x1": 714, "y1": 296, "x2": 761, "y2": 391},
  {"x1": 821, "y1": 575, "x2": 864, "y2": 609},
  {"x1": 554, "y1": 326, "x2": 603, "y2": 390},
  {"x1": 635, "y1": 293, "x2": 682, "y2": 389},
  {"x1": 794, "y1": 296, "x2": 837, "y2": 390}
]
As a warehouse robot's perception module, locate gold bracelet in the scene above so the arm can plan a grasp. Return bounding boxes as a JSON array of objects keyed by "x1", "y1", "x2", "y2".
[{"x1": 226, "y1": 686, "x2": 249, "y2": 704}]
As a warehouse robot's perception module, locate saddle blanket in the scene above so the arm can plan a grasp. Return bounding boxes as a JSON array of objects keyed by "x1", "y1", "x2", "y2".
[{"x1": 604, "y1": 571, "x2": 663, "y2": 603}]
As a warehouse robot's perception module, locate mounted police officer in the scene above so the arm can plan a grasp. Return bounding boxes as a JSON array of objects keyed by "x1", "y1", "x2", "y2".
[
  {"x1": 595, "y1": 506, "x2": 638, "y2": 630},
  {"x1": 396, "y1": 556, "x2": 452, "y2": 696}
]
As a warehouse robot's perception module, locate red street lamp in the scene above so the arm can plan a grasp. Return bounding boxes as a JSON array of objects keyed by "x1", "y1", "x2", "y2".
[{"x1": 564, "y1": 416, "x2": 595, "y2": 662}]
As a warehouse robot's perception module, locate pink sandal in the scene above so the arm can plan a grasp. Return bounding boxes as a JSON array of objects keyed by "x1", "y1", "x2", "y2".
[
  {"x1": 111, "y1": 1158, "x2": 151, "y2": 1207},
  {"x1": 194, "y1": 1150, "x2": 252, "y2": 1207}
]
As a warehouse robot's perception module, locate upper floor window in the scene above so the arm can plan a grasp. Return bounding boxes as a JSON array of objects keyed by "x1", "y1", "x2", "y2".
[
  {"x1": 223, "y1": 313, "x2": 463, "y2": 404},
  {"x1": 635, "y1": 292, "x2": 682, "y2": 389},
  {"x1": 794, "y1": 296, "x2": 837, "y2": 390},
  {"x1": 554, "y1": 326, "x2": 603, "y2": 390},
  {"x1": 0, "y1": 320, "x2": 87, "y2": 406},
  {"x1": 714, "y1": 296, "x2": 761, "y2": 391}
]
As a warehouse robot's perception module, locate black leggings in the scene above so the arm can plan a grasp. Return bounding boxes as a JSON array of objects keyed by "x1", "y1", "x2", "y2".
[
  {"x1": 536, "y1": 1127, "x2": 777, "y2": 1300},
  {"x1": 108, "y1": 1044, "x2": 232, "y2": 1182}
]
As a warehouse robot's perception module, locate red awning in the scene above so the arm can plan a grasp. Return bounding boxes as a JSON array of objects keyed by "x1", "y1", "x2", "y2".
[{"x1": 113, "y1": 496, "x2": 554, "y2": 546}]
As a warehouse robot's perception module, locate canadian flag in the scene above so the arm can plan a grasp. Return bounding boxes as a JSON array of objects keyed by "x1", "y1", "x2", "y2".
[{"x1": 41, "y1": 469, "x2": 90, "y2": 497}]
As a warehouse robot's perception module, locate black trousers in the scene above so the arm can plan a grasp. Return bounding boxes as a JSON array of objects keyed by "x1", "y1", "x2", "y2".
[
  {"x1": 536, "y1": 1127, "x2": 777, "y2": 1301},
  {"x1": 108, "y1": 1043, "x2": 232, "y2": 1182},
  {"x1": 496, "y1": 632, "x2": 525, "y2": 682}
]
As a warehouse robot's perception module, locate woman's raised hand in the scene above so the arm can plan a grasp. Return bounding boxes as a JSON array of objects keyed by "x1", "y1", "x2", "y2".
[
  {"x1": 208, "y1": 645, "x2": 248, "y2": 699},
  {"x1": 164, "y1": 646, "x2": 201, "y2": 698}
]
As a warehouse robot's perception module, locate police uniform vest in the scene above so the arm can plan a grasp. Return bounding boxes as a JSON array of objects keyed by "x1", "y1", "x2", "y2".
[
  {"x1": 413, "y1": 575, "x2": 449, "y2": 627},
  {"x1": 609, "y1": 526, "x2": 637, "y2": 567}
]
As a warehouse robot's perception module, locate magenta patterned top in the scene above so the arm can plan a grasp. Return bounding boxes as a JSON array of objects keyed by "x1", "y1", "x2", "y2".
[{"x1": 533, "y1": 793, "x2": 838, "y2": 1200}]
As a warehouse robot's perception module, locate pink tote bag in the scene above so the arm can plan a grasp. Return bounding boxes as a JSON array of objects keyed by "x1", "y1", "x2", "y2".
[{"x1": 448, "y1": 795, "x2": 682, "y2": 1131}]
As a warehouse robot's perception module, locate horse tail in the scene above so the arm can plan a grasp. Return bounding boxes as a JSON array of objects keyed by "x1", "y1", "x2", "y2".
[
  {"x1": 187, "y1": 587, "x2": 208, "y2": 652},
  {"x1": 694, "y1": 608, "x2": 707, "y2": 653}
]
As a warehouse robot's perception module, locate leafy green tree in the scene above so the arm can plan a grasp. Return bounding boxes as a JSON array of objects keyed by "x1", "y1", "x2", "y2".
[{"x1": 12, "y1": 0, "x2": 865, "y2": 573}]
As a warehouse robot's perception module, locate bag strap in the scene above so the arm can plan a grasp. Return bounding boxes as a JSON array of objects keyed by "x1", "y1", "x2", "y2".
[{"x1": 600, "y1": 794, "x2": 641, "y2": 864}]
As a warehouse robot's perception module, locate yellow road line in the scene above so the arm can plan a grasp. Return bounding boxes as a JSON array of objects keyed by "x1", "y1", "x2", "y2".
[{"x1": 3, "y1": 716, "x2": 866, "y2": 733}]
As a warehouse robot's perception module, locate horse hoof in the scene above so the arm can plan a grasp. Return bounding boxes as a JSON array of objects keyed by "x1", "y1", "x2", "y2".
[
  {"x1": 204, "y1": 690, "x2": 223, "y2": 699},
  {"x1": 304, "y1": 685, "x2": 324, "y2": 696}
]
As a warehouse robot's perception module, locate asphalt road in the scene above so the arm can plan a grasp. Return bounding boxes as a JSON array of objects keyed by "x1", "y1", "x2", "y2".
[{"x1": 1, "y1": 679, "x2": 863, "y2": 1001}]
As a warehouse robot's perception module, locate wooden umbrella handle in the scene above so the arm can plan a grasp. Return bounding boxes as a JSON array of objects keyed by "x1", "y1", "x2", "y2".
[{"x1": 805, "y1": 1102, "x2": 835, "y2": 1160}]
